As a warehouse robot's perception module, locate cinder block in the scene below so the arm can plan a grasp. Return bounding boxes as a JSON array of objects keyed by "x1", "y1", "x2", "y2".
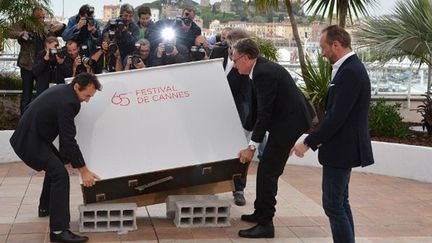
[
  {"x1": 78, "y1": 203, "x2": 137, "y2": 233},
  {"x1": 173, "y1": 200, "x2": 230, "y2": 228},
  {"x1": 166, "y1": 195, "x2": 218, "y2": 218}
]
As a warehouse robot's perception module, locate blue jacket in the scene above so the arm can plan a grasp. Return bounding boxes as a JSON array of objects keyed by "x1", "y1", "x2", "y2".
[
  {"x1": 304, "y1": 54, "x2": 375, "y2": 168},
  {"x1": 62, "y1": 14, "x2": 101, "y2": 55}
]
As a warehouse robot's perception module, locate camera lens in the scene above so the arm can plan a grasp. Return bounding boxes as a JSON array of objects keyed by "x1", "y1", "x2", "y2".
[
  {"x1": 108, "y1": 42, "x2": 118, "y2": 53},
  {"x1": 165, "y1": 43, "x2": 174, "y2": 55}
]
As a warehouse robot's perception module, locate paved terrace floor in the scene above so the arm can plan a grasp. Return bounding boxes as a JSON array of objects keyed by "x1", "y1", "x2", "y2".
[{"x1": 0, "y1": 161, "x2": 431, "y2": 243}]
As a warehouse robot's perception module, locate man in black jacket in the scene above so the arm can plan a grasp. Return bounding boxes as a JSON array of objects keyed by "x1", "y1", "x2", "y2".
[
  {"x1": 291, "y1": 25, "x2": 374, "y2": 243},
  {"x1": 10, "y1": 73, "x2": 101, "y2": 243},
  {"x1": 233, "y1": 38, "x2": 315, "y2": 238},
  {"x1": 174, "y1": 7, "x2": 201, "y2": 50},
  {"x1": 101, "y1": 4, "x2": 139, "y2": 60}
]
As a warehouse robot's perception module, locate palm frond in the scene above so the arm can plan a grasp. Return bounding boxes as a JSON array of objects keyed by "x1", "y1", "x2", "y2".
[
  {"x1": 299, "y1": 54, "x2": 331, "y2": 108},
  {"x1": 356, "y1": 0, "x2": 432, "y2": 67},
  {"x1": 252, "y1": 35, "x2": 279, "y2": 62},
  {"x1": 0, "y1": 0, "x2": 52, "y2": 44},
  {"x1": 303, "y1": 0, "x2": 377, "y2": 26}
]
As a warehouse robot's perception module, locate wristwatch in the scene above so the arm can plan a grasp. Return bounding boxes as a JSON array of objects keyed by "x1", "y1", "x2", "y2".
[{"x1": 248, "y1": 144, "x2": 257, "y2": 151}]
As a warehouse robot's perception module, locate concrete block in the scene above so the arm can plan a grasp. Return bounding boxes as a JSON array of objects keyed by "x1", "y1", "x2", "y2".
[
  {"x1": 165, "y1": 195, "x2": 218, "y2": 218},
  {"x1": 173, "y1": 200, "x2": 230, "y2": 228},
  {"x1": 78, "y1": 203, "x2": 137, "y2": 233}
]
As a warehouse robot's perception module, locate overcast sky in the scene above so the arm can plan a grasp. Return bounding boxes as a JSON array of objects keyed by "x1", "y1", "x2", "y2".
[{"x1": 50, "y1": 0, "x2": 399, "y2": 20}]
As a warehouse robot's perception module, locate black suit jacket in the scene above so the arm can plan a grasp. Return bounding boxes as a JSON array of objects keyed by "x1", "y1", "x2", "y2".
[
  {"x1": 251, "y1": 57, "x2": 315, "y2": 146},
  {"x1": 304, "y1": 54, "x2": 374, "y2": 168},
  {"x1": 10, "y1": 84, "x2": 86, "y2": 171},
  {"x1": 209, "y1": 45, "x2": 229, "y2": 68},
  {"x1": 210, "y1": 46, "x2": 254, "y2": 130}
]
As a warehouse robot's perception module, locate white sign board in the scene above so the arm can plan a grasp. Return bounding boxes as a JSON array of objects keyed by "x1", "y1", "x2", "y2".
[{"x1": 75, "y1": 60, "x2": 247, "y2": 180}]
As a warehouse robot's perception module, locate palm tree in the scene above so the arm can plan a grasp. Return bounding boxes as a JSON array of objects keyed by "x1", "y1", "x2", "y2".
[
  {"x1": 303, "y1": 0, "x2": 377, "y2": 28},
  {"x1": 356, "y1": 0, "x2": 432, "y2": 95},
  {"x1": 254, "y1": 0, "x2": 308, "y2": 88},
  {"x1": 0, "y1": 0, "x2": 51, "y2": 49}
]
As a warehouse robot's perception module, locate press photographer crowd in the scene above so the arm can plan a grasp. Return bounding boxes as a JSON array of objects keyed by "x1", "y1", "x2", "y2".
[{"x1": 8, "y1": 3, "x2": 226, "y2": 114}]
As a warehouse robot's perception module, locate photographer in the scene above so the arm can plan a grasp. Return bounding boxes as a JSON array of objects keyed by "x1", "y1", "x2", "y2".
[
  {"x1": 90, "y1": 32, "x2": 122, "y2": 74},
  {"x1": 209, "y1": 27, "x2": 231, "y2": 49},
  {"x1": 62, "y1": 4, "x2": 101, "y2": 56},
  {"x1": 124, "y1": 39, "x2": 152, "y2": 70},
  {"x1": 101, "y1": 4, "x2": 139, "y2": 60},
  {"x1": 63, "y1": 40, "x2": 92, "y2": 77},
  {"x1": 190, "y1": 35, "x2": 210, "y2": 61},
  {"x1": 32, "y1": 37, "x2": 70, "y2": 96},
  {"x1": 173, "y1": 7, "x2": 201, "y2": 50},
  {"x1": 8, "y1": 7, "x2": 65, "y2": 114},
  {"x1": 152, "y1": 28, "x2": 190, "y2": 66},
  {"x1": 74, "y1": 45, "x2": 94, "y2": 76}
]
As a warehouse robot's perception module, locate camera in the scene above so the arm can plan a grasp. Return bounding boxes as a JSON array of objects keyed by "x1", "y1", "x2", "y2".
[
  {"x1": 22, "y1": 31, "x2": 36, "y2": 41},
  {"x1": 130, "y1": 42, "x2": 142, "y2": 65},
  {"x1": 190, "y1": 44, "x2": 206, "y2": 60},
  {"x1": 108, "y1": 18, "x2": 125, "y2": 34},
  {"x1": 49, "y1": 46, "x2": 66, "y2": 58},
  {"x1": 87, "y1": 16, "x2": 95, "y2": 26},
  {"x1": 176, "y1": 16, "x2": 191, "y2": 27},
  {"x1": 86, "y1": 6, "x2": 95, "y2": 16},
  {"x1": 161, "y1": 27, "x2": 175, "y2": 55},
  {"x1": 75, "y1": 45, "x2": 94, "y2": 74},
  {"x1": 83, "y1": 6, "x2": 95, "y2": 26},
  {"x1": 164, "y1": 42, "x2": 174, "y2": 55},
  {"x1": 80, "y1": 45, "x2": 94, "y2": 66},
  {"x1": 81, "y1": 56, "x2": 95, "y2": 67}
]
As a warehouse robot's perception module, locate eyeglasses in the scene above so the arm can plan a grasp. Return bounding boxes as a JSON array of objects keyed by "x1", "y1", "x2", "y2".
[{"x1": 232, "y1": 55, "x2": 244, "y2": 64}]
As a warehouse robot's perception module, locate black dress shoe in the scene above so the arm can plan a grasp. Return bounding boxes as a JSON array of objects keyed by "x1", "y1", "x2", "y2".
[
  {"x1": 50, "y1": 230, "x2": 89, "y2": 243},
  {"x1": 238, "y1": 223, "x2": 275, "y2": 238},
  {"x1": 241, "y1": 212, "x2": 259, "y2": 222},
  {"x1": 38, "y1": 208, "x2": 49, "y2": 218}
]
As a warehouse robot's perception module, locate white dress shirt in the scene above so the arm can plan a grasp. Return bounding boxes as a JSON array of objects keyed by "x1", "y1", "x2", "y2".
[{"x1": 331, "y1": 51, "x2": 355, "y2": 81}]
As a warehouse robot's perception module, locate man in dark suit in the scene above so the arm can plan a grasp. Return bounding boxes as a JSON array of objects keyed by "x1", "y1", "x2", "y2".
[
  {"x1": 291, "y1": 25, "x2": 374, "y2": 243},
  {"x1": 233, "y1": 38, "x2": 315, "y2": 238},
  {"x1": 210, "y1": 28, "x2": 253, "y2": 206},
  {"x1": 10, "y1": 73, "x2": 102, "y2": 243}
]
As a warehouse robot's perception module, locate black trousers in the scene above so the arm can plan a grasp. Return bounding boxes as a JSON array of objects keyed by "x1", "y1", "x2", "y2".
[
  {"x1": 252, "y1": 133, "x2": 300, "y2": 224},
  {"x1": 19, "y1": 68, "x2": 35, "y2": 114},
  {"x1": 39, "y1": 150, "x2": 70, "y2": 232}
]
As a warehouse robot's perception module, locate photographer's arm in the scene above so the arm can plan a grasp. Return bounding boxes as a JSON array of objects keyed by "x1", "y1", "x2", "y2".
[
  {"x1": 7, "y1": 23, "x2": 26, "y2": 39},
  {"x1": 49, "y1": 22, "x2": 66, "y2": 36},
  {"x1": 114, "y1": 51, "x2": 123, "y2": 71},
  {"x1": 32, "y1": 51, "x2": 49, "y2": 76},
  {"x1": 72, "y1": 57, "x2": 82, "y2": 77},
  {"x1": 90, "y1": 48, "x2": 104, "y2": 62},
  {"x1": 62, "y1": 17, "x2": 84, "y2": 41},
  {"x1": 124, "y1": 56, "x2": 132, "y2": 71}
]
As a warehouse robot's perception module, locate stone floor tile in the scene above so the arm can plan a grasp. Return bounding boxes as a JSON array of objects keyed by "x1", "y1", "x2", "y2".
[
  {"x1": 10, "y1": 222, "x2": 48, "y2": 234},
  {"x1": 5, "y1": 233, "x2": 47, "y2": 243}
]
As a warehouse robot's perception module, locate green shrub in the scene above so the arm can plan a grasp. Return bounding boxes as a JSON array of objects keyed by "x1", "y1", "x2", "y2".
[
  {"x1": 0, "y1": 74, "x2": 22, "y2": 90},
  {"x1": 369, "y1": 98, "x2": 409, "y2": 138},
  {"x1": 416, "y1": 88, "x2": 432, "y2": 135}
]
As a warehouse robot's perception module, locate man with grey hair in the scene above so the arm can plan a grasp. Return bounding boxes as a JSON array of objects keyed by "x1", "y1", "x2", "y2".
[
  {"x1": 124, "y1": 38, "x2": 152, "y2": 69},
  {"x1": 102, "y1": 3, "x2": 139, "y2": 60},
  {"x1": 233, "y1": 38, "x2": 315, "y2": 238}
]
